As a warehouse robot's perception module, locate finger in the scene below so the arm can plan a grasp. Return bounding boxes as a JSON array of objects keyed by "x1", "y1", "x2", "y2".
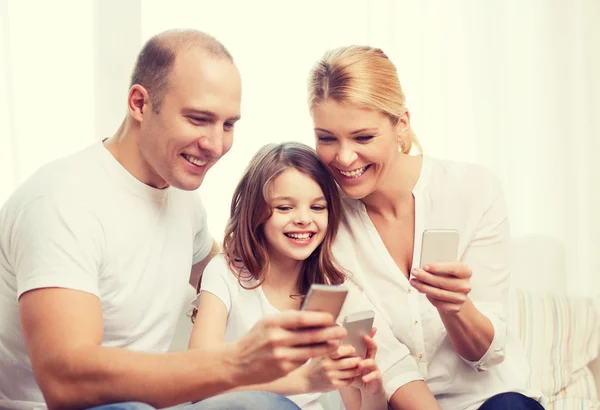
[
  {"x1": 362, "y1": 370, "x2": 381, "y2": 383},
  {"x1": 330, "y1": 344, "x2": 356, "y2": 359},
  {"x1": 358, "y1": 358, "x2": 378, "y2": 371},
  {"x1": 277, "y1": 342, "x2": 339, "y2": 363},
  {"x1": 264, "y1": 310, "x2": 335, "y2": 330},
  {"x1": 409, "y1": 278, "x2": 468, "y2": 303},
  {"x1": 330, "y1": 356, "x2": 361, "y2": 370},
  {"x1": 369, "y1": 327, "x2": 377, "y2": 338},
  {"x1": 285, "y1": 325, "x2": 347, "y2": 347},
  {"x1": 332, "y1": 368, "x2": 363, "y2": 380},
  {"x1": 362, "y1": 335, "x2": 378, "y2": 359},
  {"x1": 411, "y1": 269, "x2": 471, "y2": 294},
  {"x1": 422, "y1": 262, "x2": 472, "y2": 279},
  {"x1": 426, "y1": 295, "x2": 463, "y2": 314}
]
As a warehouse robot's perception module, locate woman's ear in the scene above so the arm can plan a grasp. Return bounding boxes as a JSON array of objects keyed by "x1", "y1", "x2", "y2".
[{"x1": 396, "y1": 109, "x2": 411, "y2": 151}]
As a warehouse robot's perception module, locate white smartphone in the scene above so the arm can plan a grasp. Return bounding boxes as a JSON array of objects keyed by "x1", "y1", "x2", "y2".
[
  {"x1": 342, "y1": 310, "x2": 375, "y2": 359},
  {"x1": 300, "y1": 284, "x2": 348, "y2": 321},
  {"x1": 419, "y1": 229, "x2": 459, "y2": 267}
]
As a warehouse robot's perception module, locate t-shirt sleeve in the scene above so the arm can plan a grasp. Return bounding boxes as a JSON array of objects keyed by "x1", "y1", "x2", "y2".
[
  {"x1": 191, "y1": 193, "x2": 214, "y2": 265},
  {"x1": 10, "y1": 196, "x2": 104, "y2": 299},
  {"x1": 193, "y1": 256, "x2": 233, "y2": 312}
]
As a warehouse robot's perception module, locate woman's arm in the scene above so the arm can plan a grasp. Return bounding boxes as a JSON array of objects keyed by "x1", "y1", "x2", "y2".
[{"x1": 410, "y1": 174, "x2": 510, "y2": 368}]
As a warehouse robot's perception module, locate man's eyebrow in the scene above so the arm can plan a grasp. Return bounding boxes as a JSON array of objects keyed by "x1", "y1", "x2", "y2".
[{"x1": 183, "y1": 109, "x2": 241, "y2": 122}]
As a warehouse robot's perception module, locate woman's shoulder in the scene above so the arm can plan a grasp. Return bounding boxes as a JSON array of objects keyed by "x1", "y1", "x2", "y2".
[{"x1": 425, "y1": 156, "x2": 503, "y2": 199}]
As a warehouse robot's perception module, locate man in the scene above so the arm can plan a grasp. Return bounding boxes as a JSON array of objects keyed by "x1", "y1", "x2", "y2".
[{"x1": 0, "y1": 29, "x2": 345, "y2": 410}]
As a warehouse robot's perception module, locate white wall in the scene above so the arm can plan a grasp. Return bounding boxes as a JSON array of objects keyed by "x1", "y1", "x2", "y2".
[{"x1": 1, "y1": 0, "x2": 599, "y2": 296}]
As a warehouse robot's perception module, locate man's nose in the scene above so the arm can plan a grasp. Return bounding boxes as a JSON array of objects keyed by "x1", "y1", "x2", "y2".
[{"x1": 198, "y1": 125, "x2": 225, "y2": 158}]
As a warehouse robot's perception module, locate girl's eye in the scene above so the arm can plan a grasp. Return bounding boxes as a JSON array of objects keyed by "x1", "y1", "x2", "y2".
[
  {"x1": 276, "y1": 205, "x2": 292, "y2": 211},
  {"x1": 311, "y1": 205, "x2": 327, "y2": 211}
]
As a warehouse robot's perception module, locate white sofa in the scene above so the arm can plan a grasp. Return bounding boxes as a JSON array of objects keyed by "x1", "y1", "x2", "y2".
[{"x1": 171, "y1": 235, "x2": 600, "y2": 409}]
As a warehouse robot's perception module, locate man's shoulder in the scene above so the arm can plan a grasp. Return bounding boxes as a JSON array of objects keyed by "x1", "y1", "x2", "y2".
[{"x1": 1, "y1": 143, "x2": 106, "y2": 222}]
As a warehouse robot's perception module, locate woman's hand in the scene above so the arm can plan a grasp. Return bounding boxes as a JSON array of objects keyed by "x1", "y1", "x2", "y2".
[
  {"x1": 302, "y1": 344, "x2": 362, "y2": 393},
  {"x1": 409, "y1": 262, "x2": 472, "y2": 314}
]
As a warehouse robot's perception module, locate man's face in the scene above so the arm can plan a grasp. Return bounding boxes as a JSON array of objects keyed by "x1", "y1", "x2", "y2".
[{"x1": 138, "y1": 50, "x2": 242, "y2": 190}]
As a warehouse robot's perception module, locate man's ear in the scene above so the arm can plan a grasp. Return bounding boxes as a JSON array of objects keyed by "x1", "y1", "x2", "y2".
[{"x1": 127, "y1": 84, "x2": 151, "y2": 122}]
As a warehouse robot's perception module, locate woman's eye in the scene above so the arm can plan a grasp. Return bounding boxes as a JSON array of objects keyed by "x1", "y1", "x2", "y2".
[
  {"x1": 356, "y1": 135, "x2": 373, "y2": 142},
  {"x1": 317, "y1": 135, "x2": 335, "y2": 142}
]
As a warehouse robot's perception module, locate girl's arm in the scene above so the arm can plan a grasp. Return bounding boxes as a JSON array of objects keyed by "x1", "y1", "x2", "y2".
[{"x1": 190, "y1": 292, "x2": 358, "y2": 396}]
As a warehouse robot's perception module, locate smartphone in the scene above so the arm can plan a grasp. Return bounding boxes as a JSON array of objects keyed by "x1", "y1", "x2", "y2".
[
  {"x1": 342, "y1": 310, "x2": 375, "y2": 359},
  {"x1": 300, "y1": 284, "x2": 348, "y2": 321},
  {"x1": 419, "y1": 229, "x2": 459, "y2": 267}
]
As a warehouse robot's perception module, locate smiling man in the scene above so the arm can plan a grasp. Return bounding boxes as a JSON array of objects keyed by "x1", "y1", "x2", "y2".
[{"x1": 0, "y1": 29, "x2": 346, "y2": 410}]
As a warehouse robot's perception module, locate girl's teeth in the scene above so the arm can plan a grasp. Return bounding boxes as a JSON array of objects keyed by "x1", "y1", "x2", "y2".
[
  {"x1": 183, "y1": 154, "x2": 208, "y2": 166},
  {"x1": 287, "y1": 233, "x2": 312, "y2": 239},
  {"x1": 340, "y1": 166, "x2": 367, "y2": 178}
]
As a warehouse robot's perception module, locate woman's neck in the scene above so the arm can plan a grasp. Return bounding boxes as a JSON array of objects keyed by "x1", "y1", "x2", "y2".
[{"x1": 361, "y1": 153, "x2": 422, "y2": 219}]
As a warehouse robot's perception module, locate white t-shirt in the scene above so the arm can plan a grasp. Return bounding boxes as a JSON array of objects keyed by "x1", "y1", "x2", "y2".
[
  {"x1": 0, "y1": 142, "x2": 213, "y2": 410},
  {"x1": 332, "y1": 155, "x2": 542, "y2": 410},
  {"x1": 196, "y1": 254, "x2": 423, "y2": 410}
]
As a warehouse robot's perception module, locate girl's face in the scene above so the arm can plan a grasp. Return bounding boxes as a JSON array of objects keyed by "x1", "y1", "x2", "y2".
[
  {"x1": 263, "y1": 168, "x2": 329, "y2": 264},
  {"x1": 312, "y1": 100, "x2": 402, "y2": 200}
]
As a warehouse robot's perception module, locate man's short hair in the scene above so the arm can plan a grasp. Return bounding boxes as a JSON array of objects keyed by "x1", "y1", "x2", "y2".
[{"x1": 130, "y1": 29, "x2": 233, "y2": 112}]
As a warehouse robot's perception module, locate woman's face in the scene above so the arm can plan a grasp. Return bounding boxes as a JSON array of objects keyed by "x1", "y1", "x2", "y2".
[{"x1": 312, "y1": 100, "x2": 401, "y2": 199}]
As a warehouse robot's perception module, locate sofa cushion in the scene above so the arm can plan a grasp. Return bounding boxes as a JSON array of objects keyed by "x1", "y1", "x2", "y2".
[{"x1": 509, "y1": 289, "x2": 600, "y2": 404}]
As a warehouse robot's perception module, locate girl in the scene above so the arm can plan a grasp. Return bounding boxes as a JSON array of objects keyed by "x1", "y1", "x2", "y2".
[{"x1": 189, "y1": 142, "x2": 394, "y2": 410}]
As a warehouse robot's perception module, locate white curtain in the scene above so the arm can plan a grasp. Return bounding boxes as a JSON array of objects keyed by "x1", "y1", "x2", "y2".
[{"x1": 1, "y1": 0, "x2": 598, "y2": 295}]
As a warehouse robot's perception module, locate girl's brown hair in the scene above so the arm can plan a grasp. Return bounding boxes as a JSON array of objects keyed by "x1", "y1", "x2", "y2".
[{"x1": 192, "y1": 142, "x2": 345, "y2": 321}]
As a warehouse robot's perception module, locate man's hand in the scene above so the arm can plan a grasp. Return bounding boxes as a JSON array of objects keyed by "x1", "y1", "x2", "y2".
[{"x1": 229, "y1": 310, "x2": 347, "y2": 386}]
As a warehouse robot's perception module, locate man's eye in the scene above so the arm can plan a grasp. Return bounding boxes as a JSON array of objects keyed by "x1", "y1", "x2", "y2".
[
  {"x1": 190, "y1": 117, "x2": 208, "y2": 123},
  {"x1": 224, "y1": 122, "x2": 235, "y2": 131}
]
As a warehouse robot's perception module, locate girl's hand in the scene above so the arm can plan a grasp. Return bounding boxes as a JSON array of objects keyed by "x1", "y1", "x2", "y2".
[
  {"x1": 302, "y1": 344, "x2": 362, "y2": 393},
  {"x1": 409, "y1": 261, "x2": 472, "y2": 314},
  {"x1": 351, "y1": 329, "x2": 385, "y2": 396}
]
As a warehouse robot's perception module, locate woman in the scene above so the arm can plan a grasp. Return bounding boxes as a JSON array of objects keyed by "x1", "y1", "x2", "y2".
[{"x1": 307, "y1": 45, "x2": 543, "y2": 410}]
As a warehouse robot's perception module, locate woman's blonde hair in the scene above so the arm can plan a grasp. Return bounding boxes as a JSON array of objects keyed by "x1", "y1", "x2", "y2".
[{"x1": 308, "y1": 45, "x2": 421, "y2": 154}]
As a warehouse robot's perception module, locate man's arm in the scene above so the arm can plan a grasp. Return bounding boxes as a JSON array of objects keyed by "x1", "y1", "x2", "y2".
[
  {"x1": 189, "y1": 239, "x2": 221, "y2": 288},
  {"x1": 20, "y1": 288, "x2": 345, "y2": 410}
]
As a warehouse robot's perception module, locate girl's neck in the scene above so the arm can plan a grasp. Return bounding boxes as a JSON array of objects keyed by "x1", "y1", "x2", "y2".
[
  {"x1": 361, "y1": 153, "x2": 423, "y2": 219},
  {"x1": 262, "y1": 252, "x2": 303, "y2": 295}
]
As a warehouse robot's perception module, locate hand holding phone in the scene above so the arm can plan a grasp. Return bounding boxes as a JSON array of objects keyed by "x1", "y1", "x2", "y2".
[
  {"x1": 300, "y1": 284, "x2": 348, "y2": 322},
  {"x1": 341, "y1": 310, "x2": 375, "y2": 359},
  {"x1": 419, "y1": 229, "x2": 459, "y2": 267}
]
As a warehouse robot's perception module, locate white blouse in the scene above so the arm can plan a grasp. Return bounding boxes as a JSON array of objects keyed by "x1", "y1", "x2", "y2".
[{"x1": 332, "y1": 155, "x2": 541, "y2": 410}]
